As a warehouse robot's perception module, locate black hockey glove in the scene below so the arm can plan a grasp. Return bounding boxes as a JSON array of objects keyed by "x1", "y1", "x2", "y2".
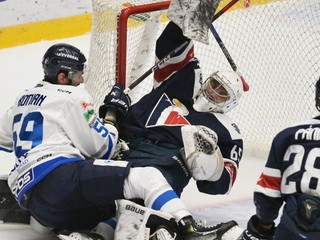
[
  {"x1": 241, "y1": 215, "x2": 275, "y2": 240},
  {"x1": 99, "y1": 83, "x2": 131, "y2": 124}
]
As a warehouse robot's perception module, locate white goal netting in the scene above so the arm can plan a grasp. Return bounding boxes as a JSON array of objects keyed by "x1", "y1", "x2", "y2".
[{"x1": 86, "y1": 0, "x2": 320, "y2": 158}]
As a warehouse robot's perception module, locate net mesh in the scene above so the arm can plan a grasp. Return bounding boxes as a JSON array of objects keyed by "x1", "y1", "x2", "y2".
[{"x1": 86, "y1": 0, "x2": 320, "y2": 158}]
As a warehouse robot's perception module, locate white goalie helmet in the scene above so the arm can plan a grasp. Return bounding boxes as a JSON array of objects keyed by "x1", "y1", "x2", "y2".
[{"x1": 193, "y1": 71, "x2": 243, "y2": 113}]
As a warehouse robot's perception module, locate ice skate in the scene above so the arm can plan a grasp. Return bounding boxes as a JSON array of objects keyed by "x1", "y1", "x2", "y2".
[
  {"x1": 150, "y1": 225, "x2": 179, "y2": 240},
  {"x1": 178, "y1": 216, "x2": 242, "y2": 240},
  {"x1": 57, "y1": 231, "x2": 105, "y2": 240}
]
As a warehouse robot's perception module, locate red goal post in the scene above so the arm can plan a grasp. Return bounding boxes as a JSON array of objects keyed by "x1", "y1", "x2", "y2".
[
  {"x1": 86, "y1": 0, "x2": 320, "y2": 158},
  {"x1": 117, "y1": 1, "x2": 170, "y2": 88}
]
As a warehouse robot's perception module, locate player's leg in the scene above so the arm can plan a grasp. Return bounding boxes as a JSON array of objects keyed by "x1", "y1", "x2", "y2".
[
  {"x1": 58, "y1": 165, "x2": 242, "y2": 240},
  {"x1": 26, "y1": 160, "x2": 130, "y2": 230},
  {"x1": 119, "y1": 138, "x2": 191, "y2": 195},
  {"x1": 123, "y1": 166, "x2": 243, "y2": 239}
]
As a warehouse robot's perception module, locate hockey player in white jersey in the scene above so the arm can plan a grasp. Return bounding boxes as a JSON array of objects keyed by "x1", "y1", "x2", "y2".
[
  {"x1": 0, "y1": 43, "x2": 241, "y2": 240},
  {"x1": 240, "y1": 80, "x2": 320, "y2": 240}
]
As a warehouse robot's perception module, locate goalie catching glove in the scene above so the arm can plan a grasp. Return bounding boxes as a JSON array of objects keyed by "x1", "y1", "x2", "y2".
[
  {"x1": 99, "y1": 83, "x2": 131, "y2": 125},
  {"x1": 180, "y1": 125, "x2": 224, "y2": 181}
]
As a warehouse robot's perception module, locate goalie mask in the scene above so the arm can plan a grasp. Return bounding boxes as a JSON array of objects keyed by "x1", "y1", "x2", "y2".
[
  {"x1": 193, "y1": 71, "x2": 243, "y2": 113},
  {"x1": 42, "y1": 43, "x2": 87, "y2": 84}
]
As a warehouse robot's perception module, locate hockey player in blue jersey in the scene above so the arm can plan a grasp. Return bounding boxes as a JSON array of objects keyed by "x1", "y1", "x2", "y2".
[
  {"x1": 118, "y1": 20, "x2": 244, "y2": 199},
  {"x1": 0, "y1": 43, "x2": 241, "y2": 240},
  {"x1": 241, "y1": 80, "x2": 320, "y2": 240}
]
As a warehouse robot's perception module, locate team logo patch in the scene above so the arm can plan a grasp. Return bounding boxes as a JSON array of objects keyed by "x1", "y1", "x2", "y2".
[
  {"x1": 146, "y1": 93, "x2": 190, "y2": 127},
  {"x1": 81, "y1": 101, "x2": 94, "y2": 109},
  {"x1": 83, "y1": 109, "x2": 95, "y2": 122}
]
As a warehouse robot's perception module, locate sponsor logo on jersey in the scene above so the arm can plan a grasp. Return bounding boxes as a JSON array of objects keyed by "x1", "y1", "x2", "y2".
[
  {"x1": 58, "y1": 89, "x2": 71, "y2": 94},
  {"x1": 146, "y1": 93, "x2": 190, "y2": 127},
  {"x1": 84, "y1": 109, "x2": 95, "y2": 122},
  {"x1": 231, "y1": 123, "x2": 241, "y2": 135},
  {"x1": 12, "y1": 169, "x2": 34, "y2": 199},
  {"x1": 37, "y1": 154, "x2": 52, "y2": 162},
  {"x1": 81, "y1": 101, "x2": 94, "y2": 109},
  {"x1": 12, "y1": 153, "x2": 29, "y2": 172}
]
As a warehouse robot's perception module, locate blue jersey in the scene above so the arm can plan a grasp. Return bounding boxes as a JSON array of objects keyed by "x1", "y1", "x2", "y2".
[
  {"x1": 120, "y1": 25, "x2": 243, "y2": 195},
  {"x1": 254, "y1": 117, "x2": 320, "y2": 224}
]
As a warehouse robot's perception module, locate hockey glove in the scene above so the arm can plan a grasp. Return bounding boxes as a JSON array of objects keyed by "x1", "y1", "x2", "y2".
[
  {"x1": 180, "y1": 125, "x2": 224, "y2": 181},
  {"x1": 241, "y1": 215, "x2": 275, "y2": 240},
  {"x1": 99, "y1": 83, "x2": 131, "y2": 124}
]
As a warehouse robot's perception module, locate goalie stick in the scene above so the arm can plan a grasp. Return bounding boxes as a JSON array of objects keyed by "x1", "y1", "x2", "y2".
[
  {"x1": 124, "y1": 40, "x2": 188, "y2": 94},
  {"x1": 124, "y1": 0, "x2": 240, "y2": 94},
  {"x1": 211, "y1": 0, "x2": 240, "y2": 22},
  {"x1": 209, "y1": 24, "x2": 250, "y2": 91}
]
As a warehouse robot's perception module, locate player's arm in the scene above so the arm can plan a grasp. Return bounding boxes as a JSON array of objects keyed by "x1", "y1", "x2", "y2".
[
  {"x1": 62, "y1": 90, "x2": 118, "y2": 159},
  {"x1": 195, "y1": 140, "x2": 242, "y2": 195},
  {"x1": 153, "y1": 21, "x2": 194, "y2": 85},
  {"x1": 98, "y1": 83, "x2": 131, "y2": 129}
]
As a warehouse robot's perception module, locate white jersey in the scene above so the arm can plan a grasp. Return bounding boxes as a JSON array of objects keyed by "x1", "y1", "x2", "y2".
[{"x1": 0, "y1": 81, "x2": 118, "y2": 203}]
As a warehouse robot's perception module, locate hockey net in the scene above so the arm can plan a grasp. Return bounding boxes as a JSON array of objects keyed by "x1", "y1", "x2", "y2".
[{"x1": 86, "y1": 0, "x2": 320, "y2": 158}]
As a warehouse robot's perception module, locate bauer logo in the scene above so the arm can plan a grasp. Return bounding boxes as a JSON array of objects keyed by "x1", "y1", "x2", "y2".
[{"x1": 125, "y1": 204, "x2": 145, "y2": 215}]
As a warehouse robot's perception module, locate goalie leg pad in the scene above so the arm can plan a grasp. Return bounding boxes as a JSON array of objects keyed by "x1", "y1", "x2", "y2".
[{"x1": 114, "y1": 199, "x2": 179, "y2": 240}]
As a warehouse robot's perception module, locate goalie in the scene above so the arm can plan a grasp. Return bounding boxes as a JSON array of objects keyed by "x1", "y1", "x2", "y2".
[{"x1": 119, "y1": 19, "x2": 244, "y2": 200}]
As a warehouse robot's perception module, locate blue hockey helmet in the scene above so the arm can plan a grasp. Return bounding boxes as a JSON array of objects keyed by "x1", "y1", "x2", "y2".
[{"x1": 42, "y1": 43, "x2": 86, "y2": 82}]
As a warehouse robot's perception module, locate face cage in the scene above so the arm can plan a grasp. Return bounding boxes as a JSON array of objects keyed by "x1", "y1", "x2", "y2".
[{"x1": 203, "y1": 77, "x2": 231, "y2": 107}]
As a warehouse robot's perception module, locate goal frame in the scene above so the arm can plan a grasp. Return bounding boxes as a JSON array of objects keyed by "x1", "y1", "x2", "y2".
[{"x1": 116, "y1": 1, "x2": 171, "y2": 87}]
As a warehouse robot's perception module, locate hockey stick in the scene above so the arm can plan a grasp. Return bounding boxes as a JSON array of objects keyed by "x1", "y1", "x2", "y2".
[
  {"x1": 209, "y1": 24, "x2": 250, "y2": 91},
  {"x1": 124, "y1": 0, "x2": 240, "y2": 94},
  {"x1": 211, "y1": 0, "x2": 240, "y2": 22}
]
